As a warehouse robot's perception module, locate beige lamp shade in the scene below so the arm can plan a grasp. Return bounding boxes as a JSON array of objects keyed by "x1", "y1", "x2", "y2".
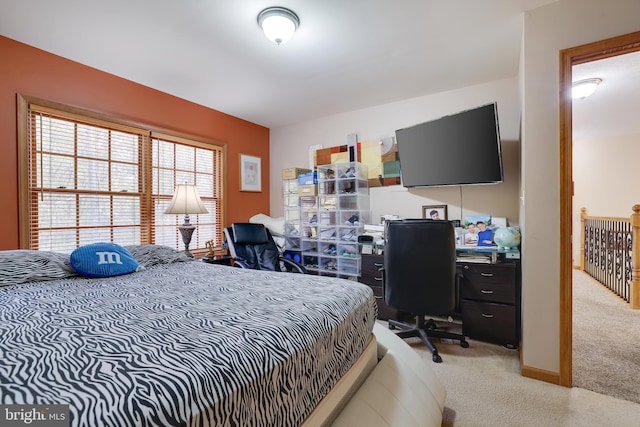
[{"x1": 165, "y1": 184, "x2": 208, "y2": 215}]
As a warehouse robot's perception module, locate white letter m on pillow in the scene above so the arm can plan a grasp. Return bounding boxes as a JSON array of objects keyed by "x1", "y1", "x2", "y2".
[{"x1": 96, "y1": 251, "x2": 123, "y2": 265}]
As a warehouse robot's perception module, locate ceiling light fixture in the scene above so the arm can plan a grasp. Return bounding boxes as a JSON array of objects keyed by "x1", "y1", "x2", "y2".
[
  {"x1": 257, "y1": 6, "x2": 299, "y2": 45},
  {"x1": 572, "y1": 78, "x2": 602, "y2": 99}
]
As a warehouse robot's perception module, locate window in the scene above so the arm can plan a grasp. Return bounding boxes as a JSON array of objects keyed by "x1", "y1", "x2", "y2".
[
  {"x1": 17, "y1": 95, "x2": 225, "y2": 253},
  {"x1": 151, "y1": 133, "x2": 223, "y2": 250}
]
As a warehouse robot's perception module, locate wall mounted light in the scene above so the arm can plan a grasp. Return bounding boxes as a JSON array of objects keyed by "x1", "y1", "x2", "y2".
[
  {"x1": 257, "y1": 7, "x2": 299, "y2": 45},
  {"x1": 572, "y1": 78, "x2": 602, "y2": 99}
]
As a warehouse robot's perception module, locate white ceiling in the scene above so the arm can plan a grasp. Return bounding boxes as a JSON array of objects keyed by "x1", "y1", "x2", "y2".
[
  {"x1": 1, "y1": 0, "x2": 563, "y2": 129},
  {"x1": 3, "y1": 0, "x2": 637, "y2": 141},
  {"x1": 572, "y1": 50, "x2": 640, "y2": 142}
]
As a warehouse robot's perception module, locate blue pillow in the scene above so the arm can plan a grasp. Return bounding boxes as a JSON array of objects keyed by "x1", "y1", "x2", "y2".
[{"x1": 70, "y1": 243, "x2": 139, "y2": 278}]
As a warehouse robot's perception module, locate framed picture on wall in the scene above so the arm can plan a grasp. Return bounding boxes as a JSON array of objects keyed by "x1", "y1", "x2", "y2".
[
  {"x1": 240, "y1": 154, "x2": 261, "y2": 192},
  {"x1": 422, "y1": 205, "x2": 448, "y2": 220}
]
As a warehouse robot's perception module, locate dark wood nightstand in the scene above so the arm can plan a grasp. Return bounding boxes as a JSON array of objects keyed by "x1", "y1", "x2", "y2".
[{"x1": 201, "y1": 255, "x2": 234, "y2": 266}]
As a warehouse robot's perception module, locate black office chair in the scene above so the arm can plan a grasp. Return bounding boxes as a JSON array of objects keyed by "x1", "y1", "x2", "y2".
[
  {"x1": 383, "y1": 219, "x2": 468, "y2": 362},
  {"x1": 224, "y1": 223, "x2": 307, "y2": 273}
]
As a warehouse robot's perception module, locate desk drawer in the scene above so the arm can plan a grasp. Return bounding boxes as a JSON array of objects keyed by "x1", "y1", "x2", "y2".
[
  {"x1": 459, "y1": 263, "x2": 515, "y2": 285},
  {"x1": 462, "y1": 279, "x2": 515, "y2": 304},
  {"x1": 459, "y1": 264, "x2": 516, "y2": 304},
  {"x1": 359, "y1": 255, "x2": 396, "y2": 320},
  {"x1": 360, "y1": 255, "x2": 384, "y2": 285},
  {"x1": 462, "y1": 300, "x2": 517, "y2": 347}
]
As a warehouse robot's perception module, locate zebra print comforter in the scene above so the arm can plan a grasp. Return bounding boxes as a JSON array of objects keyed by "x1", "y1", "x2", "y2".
[{"x1": 0, "y1": 261, "x2": 377, "y2": 426}]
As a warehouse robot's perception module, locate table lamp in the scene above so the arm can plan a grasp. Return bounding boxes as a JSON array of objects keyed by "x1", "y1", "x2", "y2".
[{"x1": 165, "y1": 183, "x2": 208, "y2": 257}]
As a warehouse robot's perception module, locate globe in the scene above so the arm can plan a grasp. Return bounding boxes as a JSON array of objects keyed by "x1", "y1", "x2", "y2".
[{"x1": 493, "y1": 227, "x2": 521, "y2": 249}]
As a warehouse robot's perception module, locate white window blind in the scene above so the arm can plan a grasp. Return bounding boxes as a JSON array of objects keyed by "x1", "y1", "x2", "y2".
[
  {"x1": 152, "y1": 134, "x2": 224, "y2": 251},
  {"x1": 19, "y1": 97, "x2": 224, "y2": 253}
]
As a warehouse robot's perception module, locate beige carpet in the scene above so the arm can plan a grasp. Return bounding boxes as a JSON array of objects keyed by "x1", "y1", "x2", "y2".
[
  {"x1": 379, "y1": 321, "x2": 640, "y2": 426},
  {"x1": 572, "y1": 269, "x2": 640, "y2": 403}
]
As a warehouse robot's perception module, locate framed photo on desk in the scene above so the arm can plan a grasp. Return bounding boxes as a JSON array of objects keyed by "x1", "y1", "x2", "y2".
[{"x1": 422, "y1": 204, "x2": 448, "y2": 220}]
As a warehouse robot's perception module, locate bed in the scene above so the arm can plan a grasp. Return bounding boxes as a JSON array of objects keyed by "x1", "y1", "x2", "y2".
[{"x1": 0, "y1": 245, "x2": 378, "y2": 426}]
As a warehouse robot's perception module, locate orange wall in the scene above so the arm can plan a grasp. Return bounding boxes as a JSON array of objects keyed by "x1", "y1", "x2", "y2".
[{"x1": 0, "y1": 36, "x2": 270, "y2": 250}]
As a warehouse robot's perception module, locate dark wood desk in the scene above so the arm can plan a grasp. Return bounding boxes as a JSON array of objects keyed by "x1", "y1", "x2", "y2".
[
  {"x1": 358, "y1": 253, "x2": 521, "y2": 348},
  {"x1": 359, "y1": 254, "x2": 398, "y2": 320}
]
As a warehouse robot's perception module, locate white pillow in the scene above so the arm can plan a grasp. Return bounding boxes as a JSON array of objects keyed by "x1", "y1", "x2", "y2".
[{"x1": 249, "y1": 213, "x2": 285, "y2": 237}]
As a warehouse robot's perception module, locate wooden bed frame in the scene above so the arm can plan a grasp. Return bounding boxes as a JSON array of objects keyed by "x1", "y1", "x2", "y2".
[{"x1": 303, "y1": 323, "x2": 447, "y2": 427}]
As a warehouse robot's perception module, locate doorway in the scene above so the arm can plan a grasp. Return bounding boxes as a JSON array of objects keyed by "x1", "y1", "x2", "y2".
[{"x1": 559, "y1": 31, "x2": 640, "y2": 387}]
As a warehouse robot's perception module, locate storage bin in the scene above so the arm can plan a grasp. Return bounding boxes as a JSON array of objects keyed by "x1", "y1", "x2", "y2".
[
  {"x1": 282, "y1": 167, "x2": 311, "y2": 180},
  {"x1": 298, "y1": 171, "x2": 318, "y2": 185},
  {"x1": 298, "y1": 184, "x2": 318, "y2": 196}
]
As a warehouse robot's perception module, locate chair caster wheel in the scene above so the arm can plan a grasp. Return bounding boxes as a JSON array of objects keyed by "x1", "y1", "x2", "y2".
[
  {"x1": 460, "y1": 340, "x2": 469, "y2": 348},
  {"x1": 388, "y1": 324, "x2": 396, "y2": 330},
  {"x1": 432, "y1": 353, "x2": 443, "y2": 363}
]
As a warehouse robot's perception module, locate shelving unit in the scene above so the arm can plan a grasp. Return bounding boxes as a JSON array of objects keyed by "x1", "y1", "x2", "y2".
[
  {"x1": 283, "y1": 162, "x2": 370, "y2": 278},
  {"x1": 282, "y1": 168, "x2": 310, "y2": 265}
]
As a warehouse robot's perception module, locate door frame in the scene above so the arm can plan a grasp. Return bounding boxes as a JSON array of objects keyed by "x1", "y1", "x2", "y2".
[{"x1": 559, "y1": 31, "x2": 640, "y2": 387}]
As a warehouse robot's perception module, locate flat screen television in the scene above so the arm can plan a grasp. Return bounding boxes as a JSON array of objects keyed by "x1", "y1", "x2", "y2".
[{"x1": 395, "y1": 103, "x2": 503, "y2": 187}]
